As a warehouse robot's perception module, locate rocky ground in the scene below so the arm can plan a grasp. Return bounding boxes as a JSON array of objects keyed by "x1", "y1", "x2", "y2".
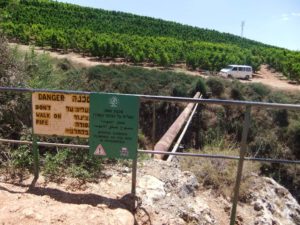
[{"x1": 0, "y1": 159, "x2": 299, "y2": 225}]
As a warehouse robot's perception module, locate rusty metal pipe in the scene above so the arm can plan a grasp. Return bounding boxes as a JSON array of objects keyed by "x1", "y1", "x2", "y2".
[{"x1": 154, "y1": 92, "x2": 201, "y2": 159}]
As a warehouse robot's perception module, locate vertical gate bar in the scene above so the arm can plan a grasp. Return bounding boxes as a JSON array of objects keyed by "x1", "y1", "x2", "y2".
[
  {"x1": 31, "y1": 92, "x2": 39, "y2": 179},
  {"x1": 152, "y1": 103, "x2": 156, "y2": 146},
  {"x1": 229, "y1": 106, "x2": 251, "y2": 225},
  {"x1": 131, "y1": 157, "x2": 138, "y2": 212},
  {"x1": 32, "y1": 134, "x2": 39, "y2": 178}
]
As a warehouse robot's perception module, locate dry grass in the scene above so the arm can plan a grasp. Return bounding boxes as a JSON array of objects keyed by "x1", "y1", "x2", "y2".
[{"x1": 179, "y1": 143, "x2": 260, "y2": 200}]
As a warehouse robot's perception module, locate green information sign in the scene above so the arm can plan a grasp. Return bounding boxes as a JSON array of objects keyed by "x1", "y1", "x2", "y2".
[{"x1": 89, "y1": 93, "x2": 140, "y2": 159}]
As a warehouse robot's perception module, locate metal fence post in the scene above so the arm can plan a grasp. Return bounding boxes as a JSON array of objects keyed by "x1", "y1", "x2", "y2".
[
  {"x1": 32, "y1": 134, "x2": 39, "y2": 178},
  {"x1": 131, "y1": 157, "x2": 138, "y2": 211},
  {"x1": 152, "y1": 102, "x2": 156, "y2": 153},
  {"x1": 229, "y1": 106, "x2": 251, "y2": 225}
]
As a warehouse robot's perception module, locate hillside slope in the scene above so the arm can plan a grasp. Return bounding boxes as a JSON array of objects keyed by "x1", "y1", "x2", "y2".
[
  {"x1": 10, "y1": 43, "x2": 300, "y2": 92},
  {"x1": 1, "y1": 0, "x2": 300, "y2": 79}
]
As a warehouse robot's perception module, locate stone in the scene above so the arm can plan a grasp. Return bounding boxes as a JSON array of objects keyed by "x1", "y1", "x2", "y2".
[
  {"x1": 137, "y1": 175, "x2": 166, "y2": 205},
  {"x1": 254, "y1": 202, "x2": 264, "y2": 211},
  {"x1": 177, "y1": 171, "x2": 199, "y2": 198}
]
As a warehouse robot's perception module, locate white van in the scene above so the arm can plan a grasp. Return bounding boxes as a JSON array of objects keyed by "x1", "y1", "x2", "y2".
[{"x1": 219, "y1": 65, "x2": 252, "y2": 80}]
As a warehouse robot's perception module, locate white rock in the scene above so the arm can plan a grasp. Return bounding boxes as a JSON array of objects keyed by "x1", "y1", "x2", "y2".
[{"x1": 137, "y1": 175, "x2": 166, "y2": 205}]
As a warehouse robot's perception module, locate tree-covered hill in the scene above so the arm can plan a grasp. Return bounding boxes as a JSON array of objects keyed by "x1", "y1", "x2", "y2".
[
  {"x1": 1, "y1": 0, "x2": 300, "y2": 80},
  {"x1": 0, "y1": 0, "x2": 269, "y2": 48}
]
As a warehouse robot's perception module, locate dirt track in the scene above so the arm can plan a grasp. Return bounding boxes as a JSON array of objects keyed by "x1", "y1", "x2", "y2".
[
  {"x1": 10, "y1": 43, "x2": 300, "y2": 92},
  {"x1": 244, "y1": 65, "x2": 300, "y2": 91}
]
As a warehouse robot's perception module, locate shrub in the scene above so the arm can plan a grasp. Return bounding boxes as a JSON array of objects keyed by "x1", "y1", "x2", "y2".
[
  {"x1": 179, "y1": 147, "x2": 260, "y2": 199},
  {"x1": 10, "y1": 145, "x2": 33, "y2": 170},
  {"x1": 172, "y1": 85, "x2": 188, "y2": 97},
  {"x1": 206, "y1": 77, "x2": 224, "y2": 97},
  {"x1": 273, "y1": 109, "x2": 289, "y2": 127},
  {"x1": 43, "y1": 149, "x2": 69, "y2": 181},
  {"x1": 287, "y1": 121, "x2": 300, "y2": 159},
  {"x1": 231, "y1": 88, "x2": 244, "y2": 100},
  {"x1": 43, "y1": 149, "x2": 103, "y2": 182},
  {"x1": 229, "y1": 82, "x2": 243, "y2": 100},
  {"x1": 0, "y1": 145, "x2": 33, "y2": 180},
  {"x1": 249, "y1": 132, "x2": 281, "y2": 158},
  {"x1": 191, "y1": 78, "x2": 207, "y2": 97},
  {"x1": 248, "y1": 83, "x2": 270, "y2": 100},
  {"x1": 138, "y1": 129, "x2": 150, "y2": 149}
]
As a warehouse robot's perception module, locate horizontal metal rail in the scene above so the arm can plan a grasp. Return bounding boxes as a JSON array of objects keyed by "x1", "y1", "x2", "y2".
[
  {"x1": 1, "y1": 87, "x2": 300, "y2": 110},
  {"x1": 1, "y1": 138, "x2": 299, "y2": 165},
  {"x1": 0, "y1": 138, "x2": 89, "y2": 149}
]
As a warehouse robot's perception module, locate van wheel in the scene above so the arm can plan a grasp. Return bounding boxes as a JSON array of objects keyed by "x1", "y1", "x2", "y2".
[
  {"x1": 245, "y1": 75, "x2": 250, "y2": 80},
  {"x1": 227, "y1": 74, "x2": 232, "y2": 79}
]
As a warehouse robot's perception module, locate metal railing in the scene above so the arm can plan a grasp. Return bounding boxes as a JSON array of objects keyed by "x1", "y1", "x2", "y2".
[{"x1": 1, "y1": 86, "x2": 300, "y2": 225}]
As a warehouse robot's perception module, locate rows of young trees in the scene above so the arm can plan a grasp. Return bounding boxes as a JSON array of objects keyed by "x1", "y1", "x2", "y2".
[
  {"x1": 1, "y1": 22, "x2": 263, "y2": 71},
  {"x1": 1, "y1": 0, "x2": 300, "y2": 79},
  {"x1": 1, "y1": 0, "x2": 271, "y2": 48}
]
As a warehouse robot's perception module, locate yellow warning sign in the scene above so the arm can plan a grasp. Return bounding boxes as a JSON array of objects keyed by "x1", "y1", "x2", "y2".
[
  {"x1": 94, "y1": 144, "x2": 107, "y2": 156},
  {"x1": 32, "y1": 92, "x2": 89, "y2": 138}
]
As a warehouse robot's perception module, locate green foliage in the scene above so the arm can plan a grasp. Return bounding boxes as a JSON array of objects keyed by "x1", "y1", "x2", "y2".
[
  {"x1": 192, "y1": 78, "x2": 207, "y2": 97},
  {"x1": 246, "y1": 83, "x2": 271, "y2": 101},
  {"x1": 10, "y1": 145, "x2": 33, "y2": 170},
  {"x1": 231, "y1": 88, "x2": 244, "y2": 100},
  {"x1": 73, "y1": 65, "x2": 197, "y2": 96},
  {"x1": 287, "y1": 121, "x2": 300, "y2": 159},
  {"x1": 249, "y1": 133, "x2": 281, "y2": 158},
  {"x1": 43, "y1": 149, "x2": 69, "y2": 180},
  {"x1": 24, "y1": 48, "x2": 65, "y2": 89},
  {"x1": 180, "y1": 147, "x2": 260, "y2": 198},
  {"x1": 1, "y1": 0, "x2": 300, "y2": 79},
  {"x1": 230, "y1": 81, "x2": 245, "y2": 100},
  {"x1": 43, "y1": 149, "x2": 103, "y2": 182},
  {"x1": 138, "y1": 129, "x2": 149, "y2": 150},
  {"x1": 206, "y1": 77, "x2": 224, "y2": 97},
  {"x1": 273, "y1": 109, "x2": 289, "y2": 127},
  {"x1": 172, "y1": 85, "x2": 188, "y2": 97}
]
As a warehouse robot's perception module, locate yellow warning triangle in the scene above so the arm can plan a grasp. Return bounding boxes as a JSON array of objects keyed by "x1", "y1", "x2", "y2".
[{"x1": 94, "y1": 144, "x2": 106, "y2": 156}]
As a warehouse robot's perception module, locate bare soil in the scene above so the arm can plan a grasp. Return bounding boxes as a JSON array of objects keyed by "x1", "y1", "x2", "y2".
[
  {"x1": 10, "y1": 43, "x2": 299, "y2": 92},
  {"x1": 0, "y1": 169, "x2": 135, "y2": 225},
  {"x1": 243, "y1": 64, "x2": 300, "y2": 92}
]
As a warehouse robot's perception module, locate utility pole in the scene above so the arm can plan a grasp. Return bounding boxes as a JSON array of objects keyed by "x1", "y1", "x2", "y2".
[
  {"x1": 241, "y1": 21, "x2": 246, "y2": 65},
  {"x1": 241, "y1": 21, "x2": 245, "y2": 38}
]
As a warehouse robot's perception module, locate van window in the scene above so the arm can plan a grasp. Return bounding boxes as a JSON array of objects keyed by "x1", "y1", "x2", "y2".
[
  {"x1": 238, "y1": 67, "x2": 244, "y2": 71},
  {"x1": 232, "y1": 67, "x2": 238, "y2": 71}
]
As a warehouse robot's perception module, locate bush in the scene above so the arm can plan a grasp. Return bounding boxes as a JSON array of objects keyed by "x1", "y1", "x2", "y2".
[
  {"x1": 249, "y1": 132, "x2": 281, "y2": 158},
  {"x1": 172, "y1": 85, "x2": 188, "y2": 97},
  {"x1": 231, "y1": 88, "x2": 244, "y2": 100},
  {"x1": 206, "y1": 77, "x2": 224, "y2": 97},
  {"x1": 191, "y1": 78, "x2": 207, "y2": 97},
  {"x1": 179, "y1": 147, "x2": 260, "y2": 199},
  {"x1": 248, "y1": 83, "x2": 270, "y2": 100},
  {"x1": 0, "y1": 145, "x2": 33, "y2": 180},
  {"x1": 287, "y1": 121, "x2": 300, "y2": 159},
  {"x1": 43, "y1": 149, "x2": 103, "y2": 182},
  {"x1": 273, "y1": 109, "x2": 289, "y2": 127},
  {"x1": 10, "y1": 145, "x2": 33, "y2": 170}
]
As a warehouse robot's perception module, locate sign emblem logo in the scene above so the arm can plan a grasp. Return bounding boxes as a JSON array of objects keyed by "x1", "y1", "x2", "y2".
[
  {"x1": 120, "y1": 147, "x2": 129, "y2": 157},
  {"x1": 109, "y1": 96, "x2": 119, "y2": 108}
]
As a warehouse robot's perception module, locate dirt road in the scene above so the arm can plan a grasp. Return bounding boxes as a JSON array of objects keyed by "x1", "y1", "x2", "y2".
[
  {"x1": 245, "y1": 64, "x2": 300, "y2": 91},
  {"x1": 10, "y1": 43, "x2": 300, "y2": 92}
]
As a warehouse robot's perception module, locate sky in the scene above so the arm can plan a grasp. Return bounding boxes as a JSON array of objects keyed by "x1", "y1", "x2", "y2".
[{"x1": 59, "y1": 0, "x2": 300, "y2": 51}]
